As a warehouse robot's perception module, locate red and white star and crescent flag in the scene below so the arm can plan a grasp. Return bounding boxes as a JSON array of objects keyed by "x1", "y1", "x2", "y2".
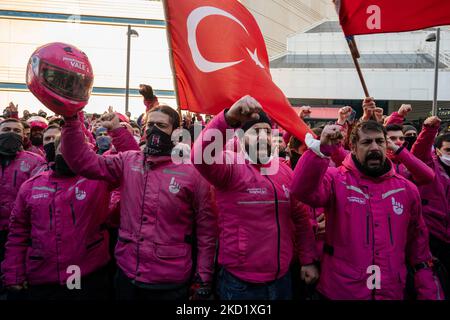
[{"x1": 163, "y1": 0, "x2": 313, "y2": 141}]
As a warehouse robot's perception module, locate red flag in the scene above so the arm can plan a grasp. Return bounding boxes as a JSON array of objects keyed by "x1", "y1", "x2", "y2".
[
  {"x1": 163, "y1": 0, "x2": 313, "y2": 141},
  {"x1": 336, "y1": 0, "x2": 450, "y2": 36}
]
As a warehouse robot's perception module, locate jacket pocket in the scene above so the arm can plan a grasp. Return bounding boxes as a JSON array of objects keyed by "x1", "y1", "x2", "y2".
[
  {"x1": 29, "y1": 255, "x2": 44, "y2": 261},
  {"x1": 118, "y1": 235, "x2": 132, "y2": 244},
  {"x1": 327, "y1": 255, "x2": 364, "y2": 280},
  {"x1": 86, "y1": 235, "x2": 105, "y2": 250},
  {"x1": 388, "y1": 215, "x2": 394, "y2": 246},
  {"x1": 155, "y1": 243, "x2": 187, "y2": 259},
  {"x1": 70, "y1": 202, "x2": 76, "y2": 225},
  {"x1": 26, "y1": 249, "x2": 45, "y2": 274}
]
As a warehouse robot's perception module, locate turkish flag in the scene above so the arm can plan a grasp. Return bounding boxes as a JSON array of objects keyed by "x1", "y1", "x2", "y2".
[
  {"x1": 336, "y1": 0, "x2": 450, "y2": 36},
  {"x1": 163, "y1": 0, "x2": 313, "y2": 141}
]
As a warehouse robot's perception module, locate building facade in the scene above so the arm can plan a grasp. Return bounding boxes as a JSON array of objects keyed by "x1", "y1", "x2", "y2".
[
  {"x1": 0, "y1": 0, "x2": 335, "y2": 117},
  {"x1": 270, "y1": 21, "x2": 450, "y2": 121},
  {"x1": 2, "y1": 0, "x2": 445, "y2": 123},
  {"x1": 239, "y1": 0, "x2": 336, "y2": 57},
  {"x1": 0, "y1": 0, "x2": 173, "y2": 118}
]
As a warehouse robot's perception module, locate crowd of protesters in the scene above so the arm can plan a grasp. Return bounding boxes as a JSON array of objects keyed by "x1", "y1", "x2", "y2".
[{"x1": 0, "y1": 81, "x2": 449, "y2": 301}]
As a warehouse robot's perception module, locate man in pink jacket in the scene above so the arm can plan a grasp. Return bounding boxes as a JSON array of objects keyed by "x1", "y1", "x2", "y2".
[
  {"x1": 411, "y1": 116, "x2": 450, "y2": 299},
  {"x1": 1, "y1": 136, "x2": 111, "y2": 300},
  {"x1": 0, "y1": 118, "x2": 45, "y2": 294},
  {"x1": 191, "y1": 95, "x2": 319, "y2": 300},
  {"x1": 384, "y1": 124, "x2": 434, "y2": 186},
  {"x1": 292, "y1": 120, "x2": 442, "y2": 300},
  {"x1": 60, "y1": 105, "x2": 217, "y2": 300}
]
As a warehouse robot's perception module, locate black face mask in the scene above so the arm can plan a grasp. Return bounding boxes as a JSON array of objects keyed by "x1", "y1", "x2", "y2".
[
  {"x1": 290, "y1": 151, "x2": 301, "y2": 170},
  {"x1": 53, "y1": 154, "x2": 76, "y2": 177},
  {"x1": 43, "y1": 142, "x2": 56, "y2": 163},
  {"x1": 404, "y1": 136, "x2": 417, "y2": 151},
  {"x1": 0, "y1": 132, "x2": 23, "y2": 156},
  {"x1": 145, "y1": 126, "x2": 173, "y2": 156},
  {"x1": 352, "y1": 154, "x2": 391, "y2": 178},
  {"x1": 31, "y1": 134, "x2": 43, "y2": 146}
]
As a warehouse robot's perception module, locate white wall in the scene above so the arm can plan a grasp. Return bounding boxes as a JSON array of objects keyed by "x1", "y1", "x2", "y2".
[
  {"x1": 271, "y1": 68, "x2": 450, "y2": 101},
  {"x1": 0, "y1": 0, "x2": 164, "y2": 20},
  {"x1": 0, "y1": 1, "x2": 175, "y2": 116},
  {"x1": 287, "y1": 29, "x2": 450, "y2": 54},
  {"x1": 0, "y1": 19, "x2": 173, "y2": 89},
  {"x1": 239, "y1": 0, "x2": 336, "y2": 57}
]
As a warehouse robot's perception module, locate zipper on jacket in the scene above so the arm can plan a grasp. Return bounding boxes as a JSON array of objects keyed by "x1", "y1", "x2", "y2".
[
  {"x1": 13, "y1": 170, "x2": 17, "y2": 187},
  {"x1": 49, "y1": 204, "x2": 53, "y2": 230},
  {"x1": 446, "y1": 184, "x2": 449, "y2": 236},
  {"x1": 364, "y1": 187, "x2": 376, "y2": 300},
  {"x1": 135, "y1": 164, "x2": 150, "y2": 276},
  {"x1": 70, "y1": 202, "x2": 76, "y2": 225},
  {"x1": 366, "y1": 209, "x2": 370, "y2": 245},
  {"x1": 52, "y1": 182, "x2": 61, "y2": 283},
  {"x1": 265, "y1": 175, "x2": 281, "y2": 280},
  {"x1": 388, "y1": 215, "x2": 394, "y2": 245},
  {"x1": 371, "y1": 220, "x2": 376, "y2": 301}
]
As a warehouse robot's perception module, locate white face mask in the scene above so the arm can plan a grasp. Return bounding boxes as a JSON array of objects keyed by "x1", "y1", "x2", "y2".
[{"x1": 440, "y1": 154, "x2": 450, "y2": 167}]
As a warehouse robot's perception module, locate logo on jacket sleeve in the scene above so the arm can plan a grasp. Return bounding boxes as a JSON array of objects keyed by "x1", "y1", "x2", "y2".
[
  {"x1": 20, "y1": 161, "x2": 31, "y2": 172},
  {"x1": 392, "y1": 197, "x2": 403, "y2": 215},
  {"x1": 75, "y1": 187, "x2": 86, "y2": 201},
  {"x1": 169, "y1": 177, "x2": 181, "y2": 194}
]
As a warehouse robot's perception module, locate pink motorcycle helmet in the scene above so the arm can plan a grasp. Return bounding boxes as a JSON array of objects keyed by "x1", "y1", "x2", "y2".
[{"x1": 26, "y1": 42, "x2": 94, "y2": 117}]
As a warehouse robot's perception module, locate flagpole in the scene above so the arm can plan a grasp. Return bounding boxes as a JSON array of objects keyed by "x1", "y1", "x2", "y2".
[
  {"x1": 346, "y1": 36, "x2": 370, "y2": 98},
  {"x1": 162, "y1": 0, "x2": 183, "y2": 126}
]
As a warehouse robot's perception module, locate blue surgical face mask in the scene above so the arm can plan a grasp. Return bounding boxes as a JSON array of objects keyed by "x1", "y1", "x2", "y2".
[{"x1": 96, "y1": 136, "x2": 111, "y2": 151}]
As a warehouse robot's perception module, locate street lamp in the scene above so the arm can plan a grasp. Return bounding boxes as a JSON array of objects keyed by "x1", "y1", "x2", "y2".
[
  {"x1": 426, "y1": 28, "x2": 440, "y2": 116},
  {"x1": 126, "y1": 25, "x2": 139, "y2": 114}
]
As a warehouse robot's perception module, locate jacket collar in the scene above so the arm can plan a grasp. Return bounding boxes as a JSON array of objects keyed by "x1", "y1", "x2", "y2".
[
  {"x1": 144, "y1": 154, "x2": 172, "y2": 169},
  {"x1": 49, "y1": 170, "x2": 79, "y2": 182}
]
